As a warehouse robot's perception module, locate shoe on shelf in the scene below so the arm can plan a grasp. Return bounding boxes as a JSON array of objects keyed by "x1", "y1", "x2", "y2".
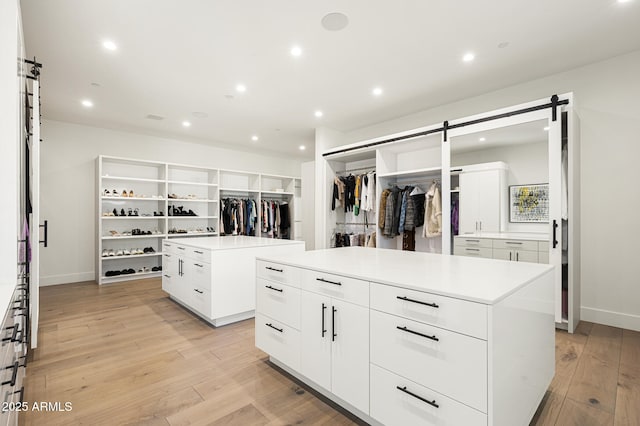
[
  {"x1": 111, "y1": 190, "x2": 119, "y2": 197},
  {"x1": 109, "y1": 230, "x2": 119, "y2": 236},
  {"x1": 103, "y1": 189, "x2": 111, "y2": 197},
  {"x1": 129, "y1": 190, "x2": 134, "y2": 198},
  {"x1": 123, "y1": 248, "x2": 131, "y2": 255},
  {"x1": 108, "y1": 249, "x2": 115, "y2": 256},
  {"x1": 121, "y1": 190, "x2": 127, "y2": 197},
  {"x1": 134, "y1": 208, "x2": 139, "y2": 216},
  {"x1": 120, "y1": 208, "x2": 125, "y2": 216},
  {"x1": 115, "y1": 249, "x2": 124, "y2": 256},
  {"x1": 128, "y1": 208, "x2": 133, "y2": 216},
  {"x1": 102, "y1": 249, "x2": 109, "y2": 257},
  {"x1": 112, "y1": 208, "x2": 118, "y2": 216}
]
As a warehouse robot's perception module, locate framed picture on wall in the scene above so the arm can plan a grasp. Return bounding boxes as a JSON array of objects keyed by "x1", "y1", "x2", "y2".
[{"x1": 509, "y1": 184, "x2": 549, "y2": 223}]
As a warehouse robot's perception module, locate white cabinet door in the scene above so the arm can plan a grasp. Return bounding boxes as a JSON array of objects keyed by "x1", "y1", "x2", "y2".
[
  {"x1": 331, "y1": 299, "x2": 370, "y2": 415},
  {"x1": 515, "y1": 250, "x2": 538, "y2": 263},
  {"x1": 459, "y1": 170, "x2": 501, "y2": 234},
  {"x1": 492, "y1": 248, "x2": 513, "y2": 261},
  {"x1": 161, "y1": 252, "x2": 179, "y2": 295},
  {"x1": 299, "y1": 291, "x2": 332, "y2": 390}
]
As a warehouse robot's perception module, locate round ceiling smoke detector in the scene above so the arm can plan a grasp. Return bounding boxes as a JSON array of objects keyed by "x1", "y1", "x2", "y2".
[
  {"x1": 192, "y1": 111, "x2": 208, "y2": 118},
  {"x1": 321, "y1": 12, "x2": 349, "y2": 31}
]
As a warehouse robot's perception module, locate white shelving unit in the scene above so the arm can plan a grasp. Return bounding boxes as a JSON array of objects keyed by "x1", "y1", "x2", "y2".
[{"x1": 97, "y1": 156, "x2": 302, "y2": 284}]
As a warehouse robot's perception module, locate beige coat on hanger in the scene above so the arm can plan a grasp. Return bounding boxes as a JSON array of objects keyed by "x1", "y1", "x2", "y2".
[{"x1": 423, "y1": 182, "x2": 442, "y2": 238}]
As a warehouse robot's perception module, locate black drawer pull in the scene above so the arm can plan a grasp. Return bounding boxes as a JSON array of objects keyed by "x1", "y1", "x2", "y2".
[
  {"x1": 2, "y1": 361, "x2": 19, "y2": 386},
  {"x1": 163, "y1": 274, "x2": 171, "y2": 278},
  {"x1": 194, "y1": 289, "x2": 203, "y2": 294},
  {"x1": 177, "y1": 247, "x2": 185, "y2": 250},
  {"x1": 194, "y1": 263, "x2": 204, "y2": 268},
  {"x1": 465, "y1": 248, "x2": 480, "y2": 251},
  {"x1": 266, "y1": 323, "x2": 283, "y2": 333},
  {"x1": 317, "y1": 277, "x2": 342, "y2": 286},
  {"x1": 266, "y1": 266, "x2": 283, "y2": 273},
  {"x1": 265, "y1": 285, "x2": 283, "y2": 293},
  {"x1": 14, "y1": 386, "x2": 24, "y2": 403},
  {"x1": 194, "y1": 250, "x2": 204, "y2": 254},
  {"x1": 19, "y1": 355, "x2": 27, "y2": 368},
  {"x1": 465, "y1": 239, "x2": 480, "y2": 243},
  {"x1": 2, "y1": 326, "x2": 18, "y2": 342},
  {"x1": 164, "y1": 254, "x2": 171, "y2": 257},
  {"x1": 396, "y1": 296, "x2": 439, "y2": 308},
  {"x1": 505, "y1": 241, "x2": 523, "y2": 245},
  {"x1": 396, "y1": 326, "x2": 439, "y2": 342},
  {"x1": 396, "y1": 386, "x2": 439, "y2": 408}
]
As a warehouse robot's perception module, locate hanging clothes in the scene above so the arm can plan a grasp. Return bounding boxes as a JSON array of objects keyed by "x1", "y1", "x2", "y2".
[
  {"x1": 379, "y1": 189, "x2": 391, "y2": 230},
  {"x1": 411, "y1": 193, "x2": 426, "y2": 228},
  {"x1": 383, "y1": 189, "x2": 396, "y2": 237},
  {"x1": 366, "y1": 171, "x2": 376, "y2": 213},
  {"x1": 360, "y1": 174, "x2": 368, "y2": 211},
  {"x1": 402, "y1": 229, "x2": 416, "y2": 251},
  {"x1": 451, "y1": 199, "x2": 459, "y2": 236},
  {"x1": 344, "y1": 175, "x2": 356, "y2": 212},
  {"x1": 423, "y1": 182, "x2": 442, "y2": 238},
  {"x1": 332, "y1": 176, "x2": 346, "y2": 211},
  {"x1": 354, "y1": 175, "x2": 362, "y2": 216}
]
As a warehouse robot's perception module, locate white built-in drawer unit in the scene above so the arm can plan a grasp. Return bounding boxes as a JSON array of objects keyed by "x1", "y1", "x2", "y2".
[
  {"x1": 256, "y1": 278, "x2": 301, "y2": 329},
  {"x1": 454, "y1": 234, "x2": 549, "y2": 264},
  {"x1": 370, "y1": 364, "x2": 486, "y2": 426},
  {"x1": 257, "y1": 260, "x2": 302, "y2": 287},
  {"x1": 454, "y1": 246, "x2": 493, "y2": 258},
  {"x1": 370, "y1": 309, "x2": 487, "y2": 412},
  {"x1": 454, "y1": 236, "x2": 492, "y2": 248},
  {"x1": 255, "y1": 313, "x2": 300, "y2": 370},
  {"x1": 370, "y1": 282, "x2": 487, "y2": 339},
  {"x1": 301, "y1": 269, "x2": 369, "y2": 307}
]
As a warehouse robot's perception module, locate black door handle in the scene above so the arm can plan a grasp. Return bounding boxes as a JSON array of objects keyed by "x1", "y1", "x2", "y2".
[
  {"x1": 396, "y1": 326, "x2": 439, "y2": 342},
  {"x1": 266, "y1": 323, "x2": 283, "y2": 333},
  {"x1": 2, "y1": 361, "x2": 19, "y2": 386},
  {"x1": 266, "y1": 266, "x2": 283, "y2": 273},
  {"x1": 39, "y1": 220, "x2": 48, "y2": 247},
  {"x1": 396, "y1": 386, "x2": 439, "y2": 408},
  {"x1": 396, "y1": 296, "x2": 439, "y2": 308},
  {"x1": 265, "y1": 285, "x2": 283, "y2": 293},
  {"x1": 317, "y1": 277, "x2": 342, "y2": 286},
  {"x1": 332, "y1": 306, "x2": 337, "y2": 341},
  {"x1": 321, "y1": 303, "x2": 327, "y2": 337},
  {"x1": 552, "y1": 219, "x2": 558, "y2": 248}
]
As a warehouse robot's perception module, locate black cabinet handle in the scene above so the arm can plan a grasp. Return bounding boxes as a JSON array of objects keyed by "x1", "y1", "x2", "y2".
[
  {"x1": 164, "y1": 254, "x2": 172, "y2": 258},
  {"x1": 39, "y1": 220, "x2": 48, "y2": 247},
  {"x1": 266, "y1": 266, "x2": 283, "y2": 273},
  {"x1": 396, "y1": 326, "x2": 439, "y2": 342},
  {"x1": 163, "y1": 274, "x2": 171, "y2": 278},
  {"x1": 177, "y1": 246, "x2": 185, "y2": 251},
  {"x1": 19, "y1": 355, "x2": 27, "y2": 368},
  {"x1": 396, "y1": 296, "x2": 439, "y2": 308},
  {"x1": 552, "y1": 220, "x2": 558, "y2": 248},
  {"x1": 194, "y1": 289, "x2": 203, "y2": 294},
  {"x1": 265, "y1": 285, "x2": 283, "y2": 293},
  {"x1": 194, "y1": 263, "x2": 203, "y2": 268},
  {"x1": 194, "y1": 250, "x2": 204, "y2": 254},
  {"x1": 516, "y1": 252, "x2": 519, "y2": 262},
  {"x1": 266, "y1": 323, "x2": 283, "y2": 333},
  {"x1": 464, "y1": 239, "x2": 480, "y2": 243},
  {"x1": 14, "y1": 386, "x2": 24, "y2": 403},
  {"x1": 332, "y1": 306, "x2": 337, "y2": 341},
  {"x1": 505, "y1": 241, "x2": 523, "y2": 245},
  {"x1": 321, "y1": 303, "x2": 327, "y2": 337},
  {"x1": 2, "y1": 326, "x2": 18, "y2": 342},
  {"x1": 396, "y1": 386, "x2": 439, "y2": 408},
  {"x1": 2, "y1": 361, "x2": 19, "y2": 386},
  {"x1": 509, "y1": 251, "x2": 512, "y2": 261},
  {"x1": 317, "y1": 277, "x2": 341, "y2": 286}
]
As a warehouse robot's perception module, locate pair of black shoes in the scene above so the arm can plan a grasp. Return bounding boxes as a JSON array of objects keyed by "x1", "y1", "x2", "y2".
[
  {"x1": 206, "y1": 227, "x2": 215, "y2": 232},
  {"x1": 132, "y1": 229, "x2": 152, "y2": 236},
  {"x1": 153, "y1": 211, "x2": 164, "y2": 216},
  {"x1": 170, "y1": 206, "x2": 197, "y2": 216},
  {"x1": 105, "y1": 268, "x2": 135, "y2": 277},
  {"x1": 151, "y1": 266, "x2": 162, "y2": 272},
  {"x1": 143, "y1": 247, "x2": 155, "y2": 253}
]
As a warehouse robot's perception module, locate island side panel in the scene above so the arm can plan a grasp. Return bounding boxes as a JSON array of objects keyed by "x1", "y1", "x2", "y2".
[{"x1": 488, "y1": 268, "x2": 555, "y2": 426}]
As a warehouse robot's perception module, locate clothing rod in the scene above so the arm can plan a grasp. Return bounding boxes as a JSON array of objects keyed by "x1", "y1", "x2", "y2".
[
  {"x1": 336, "y1": 221, "x2": 370, "y2": 225},
  {"x1": 336, "y1": 166, "x2": 376, "y2": 174},
  {"x1": 323, "y1": 95, "x2": 569, "y2": 157}
]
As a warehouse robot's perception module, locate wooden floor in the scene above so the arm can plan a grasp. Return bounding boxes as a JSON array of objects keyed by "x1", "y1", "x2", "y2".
[{"x1": 21, "y1": 279, "x2": 640, "y2": 426}]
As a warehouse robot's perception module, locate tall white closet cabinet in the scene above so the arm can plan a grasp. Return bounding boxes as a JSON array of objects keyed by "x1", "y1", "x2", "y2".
[{"x1": 318, "y1": 94, "x2": 581, "y2": 332}]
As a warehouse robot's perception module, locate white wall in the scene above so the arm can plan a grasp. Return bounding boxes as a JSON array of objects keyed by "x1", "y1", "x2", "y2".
[
  {"x1": 301, "y1": 161, "x2": 316, "y2": 250},
  {"x1": 0, "y1": 0, "x2": 21, "y2": 287},
  {"x1": 334, "y1": 49, "x2": 640, "y2": 331},
  {"x1": 452, "y1": 142, "x2": 549, "y2": 233},
  {"x1": 39, "y1": 120, "x2": 303, "y2": 285}
]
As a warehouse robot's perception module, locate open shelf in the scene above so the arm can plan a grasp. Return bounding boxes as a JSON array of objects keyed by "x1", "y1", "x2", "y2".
[
  {"x1": 102, "y1": 253, "x2": 162, "y2": 261},
  {"x1": 100, "y1": 270, "x2": 162, "y2": 283},
  {"x1": 168, "y1": 216, "x2": 218, "y2": 219},
  {"x1": 167, "y1": 198, "x2": 218, "y2": 202},
  {"x1": 167, "y1": 180, "x2": 218, "y2": 187},
  {"x1": 261, "y1": 191, "x2": 294, "y2": 196},
  {"x1": 378, "y1": 166, "x2": 442, "y2": 179},
  {"x1": 167, "y1": 232, "x2": 218, "y2": 237},
  {"x1": 102, "y1": 234, "x2": 166, "y2": 240},
  {"x1": 101, "y1": 176, "x2": 165, "y2": 183},
  {"x1": 101, "y1": 216, "x2": 165, "y2": 220},
  {"x1": 219, "y1": 188, "x2": 260, "y2": 193},
  {"x1": 102, "y1": 196, "x2": 166, "y2": 201}
]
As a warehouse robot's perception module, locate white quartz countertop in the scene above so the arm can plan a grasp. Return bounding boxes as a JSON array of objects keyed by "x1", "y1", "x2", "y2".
[
  {"x1": 166, "y1": 236, "x2": 305, "y2": 251},
  {"x1": 257, "y1": 247, "x2": 553, "y2": 305},
  {"x1": 456, "y1": 232, "x2": 549, "y2": 241}
]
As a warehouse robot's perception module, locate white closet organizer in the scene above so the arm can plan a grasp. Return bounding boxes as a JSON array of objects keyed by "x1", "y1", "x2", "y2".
[
  {"x1": 318, "y1": 94, "x2": 580, "y2": 332},
  {"x1": 96, "y1": 156, "x2": 302, "y2": 285}
]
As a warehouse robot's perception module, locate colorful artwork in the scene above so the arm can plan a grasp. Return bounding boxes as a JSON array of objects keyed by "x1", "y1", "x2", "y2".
[{"x1": 509, "y1": 184, "x2": 549, "y2": 223}]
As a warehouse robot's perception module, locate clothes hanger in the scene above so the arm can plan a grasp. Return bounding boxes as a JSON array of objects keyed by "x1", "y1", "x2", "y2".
[{"x1": 410, "y1": 185, "x2": 425, "y2": 195}]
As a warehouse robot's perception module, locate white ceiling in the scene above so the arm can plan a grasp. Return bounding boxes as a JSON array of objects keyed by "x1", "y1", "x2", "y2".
[
  {"x1": 21, "y1": 0, "x2": 640, "y2": 159},
  {"x1": 451, "y1": 119, "x2": 548, "y2": 153}
]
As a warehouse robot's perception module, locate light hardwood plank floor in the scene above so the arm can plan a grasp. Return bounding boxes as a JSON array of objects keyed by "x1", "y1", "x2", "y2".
[{"x1": 19, "y1": 279, "x2": 640, "y2": 425}]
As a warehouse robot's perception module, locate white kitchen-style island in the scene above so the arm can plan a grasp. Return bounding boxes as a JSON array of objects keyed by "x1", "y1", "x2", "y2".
[
  {"x1": 255, "y1": 246, "x2": 555, "y2": 426},
  {"x1": 162, "y1": 236, "x2": 304, "y2": 326}
]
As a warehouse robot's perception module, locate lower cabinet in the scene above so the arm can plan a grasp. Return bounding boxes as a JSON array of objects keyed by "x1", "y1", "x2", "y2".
[
  {"x1": 454, "y1": 235, "x2": 547, "y2": 264},
  {"x1": 162, "y1": 246, "x2": 212, "y2": 317},
  {"x1": 300, "y1": 291, "x2": 369, "y2": 414}
]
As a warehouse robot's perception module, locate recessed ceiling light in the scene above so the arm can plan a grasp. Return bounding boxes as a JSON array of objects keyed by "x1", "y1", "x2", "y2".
[
  {"x1": 617, "y1": 0, "x2": 632, "y2": 3},
  {"x1": 236, "y1": 84, "x2": 247, "y2": 93},
  {"x1": 321, "y1": 12, "x2": 349, "y2": 31},
  {"x1": 81, "y1": 99, "x2": 93, "y2": 108},
  {"x1": 314, "y1": 110, "x2": 323, "y2": 118},
  {"x1": 462, "y1": 52, "x2": 475, "y2": 62},
  {"x1": 479, "y1": 137, "x2": 486, "y2": 142},
  {"x1": 182, "y1": 121, "x2": 191, "y2": 127},
  {"x1": 102, "y1": 40, "x2": 117, "y2": 51},
  {"x1": 299, "y1": 145, "x2": 306, "y2": 151},
  {"x1": 291, "y1": 46, "x2": 302, "y2": 57},
  {"x1": 251, "y1": 135, "x2": 259, "y2": 141},
  {"x1": 544, "y1": 126, "x2": 550, "y2": 131},
  {"x1": 372, "y1": 87, "x2": 383, "y2": 96}
]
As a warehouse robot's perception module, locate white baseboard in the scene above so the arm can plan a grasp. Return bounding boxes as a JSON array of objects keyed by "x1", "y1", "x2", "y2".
[
  {"x1": 40, "y1": 272, "x2": 95, "y2": 286},
  {"x1": 581, "y1": 306, "x2": 640, "y2": 332}
]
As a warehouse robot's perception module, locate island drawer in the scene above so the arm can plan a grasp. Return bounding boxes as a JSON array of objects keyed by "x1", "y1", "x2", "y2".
[
  {"x1": 188, "y1": 247, "x2": 210, "y2": 262},
  {"x1": 492, "y1": 239, "x2": 538, "y2": 251},
  {"x1": 371, "y1": 282, "x2": 487, "y2": 339},
  {"x1": 454, "y1": 237, "x2": 492, "y2": 248},
  {"x1": 453, "y1": 246, "x2": 493, "y2": 258},
  {"x1": 255, "y1": 313, "x2": 300, "y2": 371},
  {"x1": 301, "y1": 269, "x2": 369, "y2": 307},
  {"x1": 370, "y1": 310, "x2": 487, "y2": 412},
  {"x1": 256, "y1": 278, "x2": 301, "y2": 329},
  {"x1": 257, "y1": 261, "x2": 302, "y2": 287}
]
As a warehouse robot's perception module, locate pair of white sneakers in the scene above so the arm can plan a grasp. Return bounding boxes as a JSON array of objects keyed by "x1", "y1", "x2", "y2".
[{"x1": 101, "y1": 248, "x2": 146, "y2": 257}]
